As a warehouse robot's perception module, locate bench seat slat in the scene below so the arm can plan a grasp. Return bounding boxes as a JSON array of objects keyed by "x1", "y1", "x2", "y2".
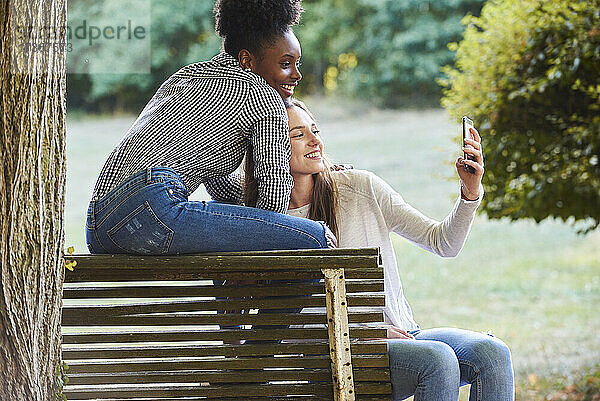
[
  {"x1": 66, "y1": 367, "x2": 391, "y2": 385},
  {"x1": 65, "y1": 355, "x2": 390, "y2": 374},
  {"x1": 67, "y1": 255, "x2": 379, "y2": 270},
  {"x1": 64, "y1": 396, "x2": 392, "y2": 401},
  {"x1": 67, "y1": 391, "x2": 391, "y2": 401},
  {"x1": 62, "y1": 341, "x2": 389, "y2": 359},
  {"x1": 64, "y1": 268, "x2": 384, "y2": 282},
  {"x1": 197, "y1": 248, "x2": 380, "y2": 257},
  {"x1": 62, "y1": 312, "x2": 384, "y2": 327},
  {"x1": 63, "y1": 382, "x2": 391, "y2": 399},
  {"x1": 62, "y1": 328, "x2": 388, "y2": 344},
  {"x1": 62, "y1": 280, "x2": 385, "y2": 298},
  {"x1": 64, "y1": 383, "x2": 335, "y2": 399},
  {"x1": 62, "y1": 294, "x2": 384, "y2": 318},
  {"x1": 67, "y1": 369, "x2": 334, "y2": 385}
]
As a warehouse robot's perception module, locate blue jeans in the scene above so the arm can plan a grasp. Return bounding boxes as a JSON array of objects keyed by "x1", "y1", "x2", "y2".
[
  {"x1": 85, "y1": 167, "x2": 330, "y2": 254},
  {"x1": 389, "y1": 328, "x2": 514, "y2": 401}
]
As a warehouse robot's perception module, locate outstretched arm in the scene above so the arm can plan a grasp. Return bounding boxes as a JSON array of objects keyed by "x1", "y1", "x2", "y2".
[{"x1": 373, "y1": 127, "x2": 484, "y2": 257}]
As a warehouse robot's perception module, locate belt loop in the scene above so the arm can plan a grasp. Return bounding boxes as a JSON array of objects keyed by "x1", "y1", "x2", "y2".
[{"x1": 146, "y1": 167, "x2": 152, "y2": 184}]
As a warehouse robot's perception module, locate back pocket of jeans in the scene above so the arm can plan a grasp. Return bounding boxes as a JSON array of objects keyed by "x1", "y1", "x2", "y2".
[{"x1": 107, "y1": 201, "x2": 173, "y2": 254}]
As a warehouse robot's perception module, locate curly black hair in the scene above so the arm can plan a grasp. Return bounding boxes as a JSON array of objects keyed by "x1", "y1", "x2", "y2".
[{"x1": 214, "y1": 0, "x2": 303, "y2": 58}]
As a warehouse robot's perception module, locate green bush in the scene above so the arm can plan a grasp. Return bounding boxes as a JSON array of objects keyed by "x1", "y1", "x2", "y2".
[{"x1": 440, "y1": 0, "x2": 600, "y2": 233}]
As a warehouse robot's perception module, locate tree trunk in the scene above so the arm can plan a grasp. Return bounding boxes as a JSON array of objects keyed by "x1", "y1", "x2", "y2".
[{"x1": 0, "y1": 0, "x2": 66, "y2": 399}]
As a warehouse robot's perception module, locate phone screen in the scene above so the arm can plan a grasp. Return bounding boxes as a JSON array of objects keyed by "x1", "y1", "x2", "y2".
[{"x1": 462, "y1": 116, "x2": 476, "y2": 173}]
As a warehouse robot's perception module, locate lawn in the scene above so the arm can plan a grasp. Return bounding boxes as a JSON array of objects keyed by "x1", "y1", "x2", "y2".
[{"x1": 65, "y1": 97, "x2": 599, "y2": 400}]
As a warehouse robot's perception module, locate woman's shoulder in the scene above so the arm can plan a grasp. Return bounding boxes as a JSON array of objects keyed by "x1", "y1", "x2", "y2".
[
  {"x1": 332, "y1": 168, "x2": 381, "y2": 185},
  {"x1": 333, "y1": 168, "x2": 398, "y2": 198},
  {"x1": 332, "y1": 169, "x2": 382, "y2": 196}
]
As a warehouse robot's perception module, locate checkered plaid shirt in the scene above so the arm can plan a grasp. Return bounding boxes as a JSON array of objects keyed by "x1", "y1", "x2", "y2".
[{"x1": 92, "y1": 52, "x2": 292, "y2": 213}]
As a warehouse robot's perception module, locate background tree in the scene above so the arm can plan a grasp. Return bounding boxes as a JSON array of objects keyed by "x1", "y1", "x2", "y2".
[
  {"x1": 441, "y1": 0, "x2": 600, "y2": 233},
  {"x1": 299, "y1": 0, "x2": 486, "y2": 107},
  {"x1": 66, "y1": 0, "x2": 486, "y2": 113},
  {"x1": 0, "y1": 0, "x2": 67, "y2": 399},
  {"x1": 67, "y1": 1, "x2": 220, "y2": 112}
]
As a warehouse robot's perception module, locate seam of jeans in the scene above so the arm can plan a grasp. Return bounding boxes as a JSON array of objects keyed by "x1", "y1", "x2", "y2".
[
  {"x1": 187, "y1": 206, "x2": 326, "y2": 247},
  {"x1": 106, "y1": 201, "x2": 174, "y2": 254},
  {"x1": 87, "y1": 200, "x2": 96, "y2": 226},
  {"x1": 92, "y1": 227, "x2": 110, "y2": 254},
  {"x1": 389, "y1": 364, "x2": 425, "y2": 400},
  {"x1": 458, "y1": 358, "x2": 482, "y2": 401},
  {"x1": 166, "y1": 186, "x2": 187, "y2": 204},
  {"x1": 96, "y1": 173, "x2": 174, "y2": 214},
  {"x1": 96, "y1": 176, "x2": 147, "y2": 214},
  {"x1": 390, "y1": 364, "x2": 422, "y2": 376},
  {"x1": 95, "y1": 185, "x2": 153, "y2": 228}
]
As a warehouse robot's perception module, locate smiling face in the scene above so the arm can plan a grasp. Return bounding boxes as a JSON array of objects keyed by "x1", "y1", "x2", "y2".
[
  {"x1": 287, "y1": 105, "x2": 326, "y2": 178},
  {"x1": 250, "y1": 29, "x2": 302, "y2": 101}
]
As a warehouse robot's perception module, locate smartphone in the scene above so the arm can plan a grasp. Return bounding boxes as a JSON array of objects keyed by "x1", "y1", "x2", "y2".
[{"x1": 462, "y1": 116, "x2": 476, "y2": 174}]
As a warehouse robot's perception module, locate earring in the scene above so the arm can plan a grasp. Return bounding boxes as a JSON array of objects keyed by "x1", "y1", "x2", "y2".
[{"x1": 244, "y1": 67, "x2": 252, "y2": 72}]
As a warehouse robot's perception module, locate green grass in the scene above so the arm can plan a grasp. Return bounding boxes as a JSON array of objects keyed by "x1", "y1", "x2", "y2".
[{"x1": 65, "y1": 96, "x2": 600, "y2": 400}]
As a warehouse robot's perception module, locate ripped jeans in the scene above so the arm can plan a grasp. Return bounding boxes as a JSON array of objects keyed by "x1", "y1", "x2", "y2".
[{"x1": 85, "y1": 167, "x2": 330, "y2": 254}]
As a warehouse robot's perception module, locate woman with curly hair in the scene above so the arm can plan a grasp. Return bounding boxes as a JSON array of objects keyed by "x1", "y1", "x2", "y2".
[
  {"x1": 85, "y1": 0, "x2": 336, "y2": 254},
  {"x1": 253, "y1": 99, "x2": 515, "y2": 401}
]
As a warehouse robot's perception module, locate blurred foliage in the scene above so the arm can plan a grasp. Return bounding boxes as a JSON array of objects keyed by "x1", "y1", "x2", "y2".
[
  {"x1": 546, "y1": 366, "x2": 600, "y2": 400},
  {"x1": 440, "y1": 0, "x2": 600, "y2": 233},
  {"x1": 299, "y1": 0, "x2": 485, "y2": 107},
  {"x1": 67, "y1": 0, "x2": 485, "y2": 112},
  {"x1": 67, "y1": 1, "x2": 220, "y2": 112}
]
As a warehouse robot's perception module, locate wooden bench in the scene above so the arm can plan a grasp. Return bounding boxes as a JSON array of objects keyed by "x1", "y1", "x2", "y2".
[{"x1": 62, "y1": 248, "x2": 392, "y2": 400}]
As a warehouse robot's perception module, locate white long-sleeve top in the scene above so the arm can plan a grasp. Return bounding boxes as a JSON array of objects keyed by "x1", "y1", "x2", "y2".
[{"x1": 287, "y1": 169, "x2": 481, "y2": 331}]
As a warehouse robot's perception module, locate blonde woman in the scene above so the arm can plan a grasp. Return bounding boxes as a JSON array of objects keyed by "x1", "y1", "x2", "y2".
[{"x1": 244, "y1": 99, "x2": 515, "y2": 401}]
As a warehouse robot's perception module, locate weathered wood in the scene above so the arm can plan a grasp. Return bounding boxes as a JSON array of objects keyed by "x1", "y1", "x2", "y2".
[
  {"x1": 67, "y1": 369, "x2": 335, "y2": 385},
  {"x1": 61, "y1": 341, "x2": 389, "y2": 359},
  {"x1": 323, "y1": 268, "x2": 355, "y2": 401},
  {"x1": 63, "y1": 396, "x2": 392, "y2": 401},
  {"x1": 65, "y1": 354, "x2": 389, "y2": 375},
  {"x1": 61, "y1": 250, "x2": 392, "y2": 400},
  {"x1": 61, "y1": 294, "x2": 384, "y2": 320},
  {"x1": 67, "y1": 254, "x2": 379, "y2": 270},
  {"x1": 62, "y1": 327, "x2": 387, "y2": 344},
  {"x1": 63, "y1": 268, "x2": 384, "y2": 282},
  {"x1": 63, "y1": 393, "x2": 395, "y2": 401},
  {"x1": 198, "y1": 247, "x2": 380, "y2": 257},
  {"x1": 66, "y1": 356, "x2": 332, "y2": 374},
  {"x1": 63, "y1": 382, "x2": 392, "y2": 399},
  {"x1": 62, "y1": 311, "x2": 384, "y2": 327},
  {"x1": 64, "y1": 383, "x2": 336, "y2": 399},
  {"x1": 66, "y1": 367, "x2": 391, "y2": 385},
  {"x1": 62, "y1": 280, "x2": 384, "y2": 299}
]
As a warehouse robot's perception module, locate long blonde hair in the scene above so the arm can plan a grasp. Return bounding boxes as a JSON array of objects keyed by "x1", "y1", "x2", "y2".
[{"x1": 243, "y1": 99, "x2": 339, "y2": 239}]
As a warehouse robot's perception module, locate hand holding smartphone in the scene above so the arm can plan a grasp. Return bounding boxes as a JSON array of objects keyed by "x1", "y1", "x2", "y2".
[{"x1": 462, "y1": 116, "x2": 476, "y2": 174}]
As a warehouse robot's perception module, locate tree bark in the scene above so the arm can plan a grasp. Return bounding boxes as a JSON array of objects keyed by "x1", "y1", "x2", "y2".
[{"x1": 0, "y1": 0, "x2": 66, "y2": 399}]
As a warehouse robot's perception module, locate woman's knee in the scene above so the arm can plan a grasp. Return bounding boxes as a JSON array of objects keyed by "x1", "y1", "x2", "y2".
[
  {"x1": 468, "y1": 335, "x2": 513, "y2": 374},
  {"x1": 389, "y1": 340, "x2": 460, "y2": 381},
  {"x1": 422, "y1": 341, "x2": 461, "y2": 378},
  {"x1": 389, "y1": 340, "x2": 460, "y2": 401}
]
